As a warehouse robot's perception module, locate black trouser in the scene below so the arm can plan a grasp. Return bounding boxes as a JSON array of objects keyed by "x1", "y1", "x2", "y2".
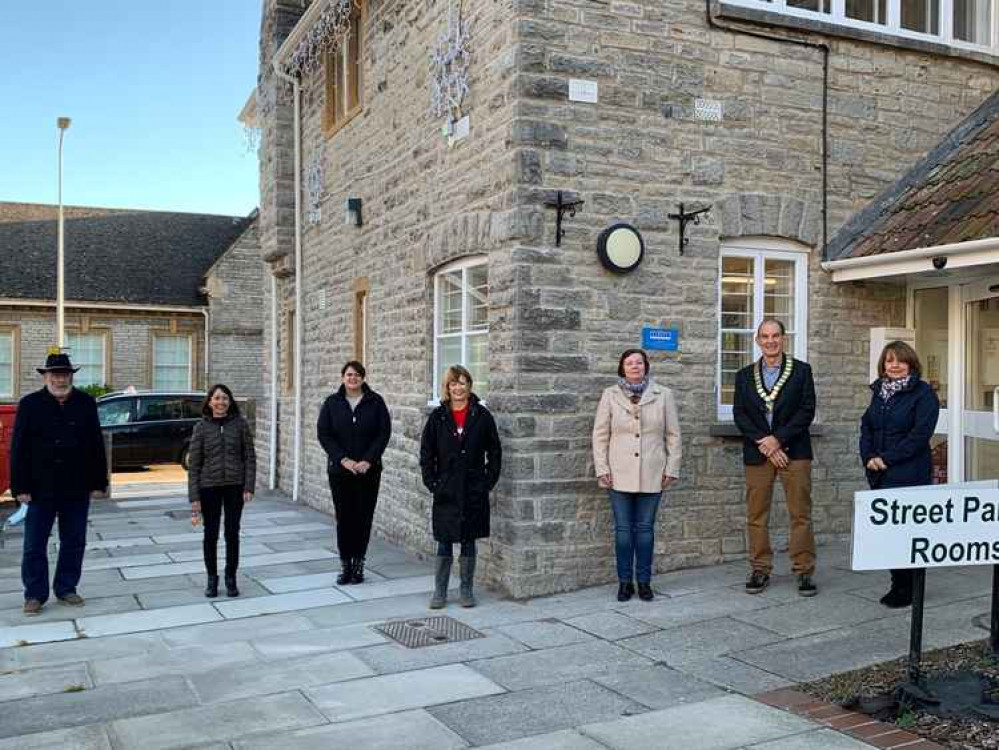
[
  {"x1": 330, "y1": 469, "x2": 381, "y2": 559},
  {"x1": 201, "y1": 485, "x2": 244, "y2": 577}
]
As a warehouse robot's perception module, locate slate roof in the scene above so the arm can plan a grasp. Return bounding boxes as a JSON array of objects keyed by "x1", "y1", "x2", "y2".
[
  {"x1": 825, "y1": 88, "x2": 999, "y2": 262},
  {"x1": 0, "y1": 204, "x2": 252, "y2": 307}
]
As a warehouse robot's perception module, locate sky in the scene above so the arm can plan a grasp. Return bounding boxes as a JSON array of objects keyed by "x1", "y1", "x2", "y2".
[{"x1": 0, "y1": 1, "x2": 261, "y2": 217}]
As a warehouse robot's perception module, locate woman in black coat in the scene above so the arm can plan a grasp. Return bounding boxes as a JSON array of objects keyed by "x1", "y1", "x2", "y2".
[
  {"x1": 420, "y1": 365, "x2": 501, "y2": 609},
  {"x1": 860, "y1": 340, "x2": 940, "y2": 608},
  {"x1": 317, "y1": 361, "x2": 392, "y2": 585}
]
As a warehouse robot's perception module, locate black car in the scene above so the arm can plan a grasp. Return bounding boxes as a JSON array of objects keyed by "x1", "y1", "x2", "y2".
[{"x1": 97, "y1": 391, "x2": 206, "y2": 470}]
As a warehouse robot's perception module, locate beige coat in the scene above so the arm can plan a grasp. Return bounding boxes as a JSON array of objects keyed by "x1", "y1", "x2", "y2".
[{"x1": 592, "y1": 380, "x2": 682, "y2": 493}]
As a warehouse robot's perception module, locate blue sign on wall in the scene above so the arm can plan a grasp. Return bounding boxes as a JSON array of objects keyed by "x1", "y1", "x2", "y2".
[{"x1": 642, "y1": 326, "x2": 679, "y2": 351}]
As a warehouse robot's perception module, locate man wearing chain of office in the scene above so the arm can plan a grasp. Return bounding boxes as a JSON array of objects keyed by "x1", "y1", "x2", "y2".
[{"x1": 733, "y1": 317, "x2": 818, "y2": 598}]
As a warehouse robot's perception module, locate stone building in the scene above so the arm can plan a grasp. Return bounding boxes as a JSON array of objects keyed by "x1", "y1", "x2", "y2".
[
  {"x1": 253, "y1": 0, "x2": 999, "y2": 597},
  {"x1": 0, "y1": 203, "x2": 262, "y2": 402}
]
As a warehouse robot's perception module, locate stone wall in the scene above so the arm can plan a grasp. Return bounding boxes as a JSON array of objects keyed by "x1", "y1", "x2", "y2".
[{"x1": 256, "y1": 0, "x2": 999, "y2": 597}]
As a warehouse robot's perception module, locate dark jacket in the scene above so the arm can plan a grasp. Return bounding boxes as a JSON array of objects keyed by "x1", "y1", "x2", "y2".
[
  {"x1": 317, "y1": 384, "x2": 392, "y2": 478},
  {"x1": 187, "y1": 414, "x2": 256, "y2": 502},
  {"x1": 420, "y1": 395, "x2": 501, "y2": 542},
  {"x1": 733, "y1": 356, "x2": 816, "y2": 465},
  {"x1": 10, "y1": 387, "x2": 107, "y2": 501},
  {"x1": 860, "y1": 377, "x2": 939, "y2": 489}
]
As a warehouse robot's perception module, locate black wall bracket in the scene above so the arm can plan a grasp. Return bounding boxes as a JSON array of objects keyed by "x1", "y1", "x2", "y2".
[
  {"x1": 545, "y1": 191, "x2": 585, "y2": 247},
  {"x1": 667, "y1": 203, "x2": 712, "y2": 255}
]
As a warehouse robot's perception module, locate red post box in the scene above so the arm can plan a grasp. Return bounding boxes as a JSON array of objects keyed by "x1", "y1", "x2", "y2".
[{"x1": 0, "y1": 405, "x2": 16, "y2": 497}]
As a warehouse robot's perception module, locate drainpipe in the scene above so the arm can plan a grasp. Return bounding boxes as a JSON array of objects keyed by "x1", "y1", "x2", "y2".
[
  {"x1": 269, "y1": 273, "x2": 278, "y2": 490},
  {"x1": 272, "y1": 61, "x2": 304, "y2": 503},
  {"x1": 201, "y1": 308, "x2": 210, "y2": 389}
]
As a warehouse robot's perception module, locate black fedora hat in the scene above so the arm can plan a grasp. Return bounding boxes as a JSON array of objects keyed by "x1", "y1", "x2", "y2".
[{"x1": 37, "y1": 352, "x2": 80, "y2": 375}]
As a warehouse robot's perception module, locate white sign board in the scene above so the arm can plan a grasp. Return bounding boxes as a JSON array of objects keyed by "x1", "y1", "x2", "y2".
[
  {"x1": 568, "y1": 79, "x2": 598, "y2": 103},
  {"x1": 852, "y1": 482, "x2": 999, "y2": 570}
]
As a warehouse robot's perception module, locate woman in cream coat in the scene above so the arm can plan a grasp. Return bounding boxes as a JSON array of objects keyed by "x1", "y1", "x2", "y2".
[{"x1": 593, "y1": 348, "x2": 681, "y2": 602}]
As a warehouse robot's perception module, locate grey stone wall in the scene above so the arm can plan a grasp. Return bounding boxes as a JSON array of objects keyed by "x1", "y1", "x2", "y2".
[{"x1": 256, "y1": 0, "x2": 999, "y2": 597}]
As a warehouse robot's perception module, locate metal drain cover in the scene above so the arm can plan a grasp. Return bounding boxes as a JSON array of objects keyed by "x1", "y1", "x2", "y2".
[{"x1": 375, "y1": 616, "x2": 485, "y2": 649}]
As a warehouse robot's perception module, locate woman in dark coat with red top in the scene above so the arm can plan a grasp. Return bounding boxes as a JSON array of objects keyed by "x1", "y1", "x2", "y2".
[
  {"x1": 420, "y1": 365, "x2": 501, "y2": 609},
  {"x1": 317, "y1": 361, "x2": 392, "y2": 586},
  {"x1": 860, "y1": 340, "x2": 940, "y2": 608}
]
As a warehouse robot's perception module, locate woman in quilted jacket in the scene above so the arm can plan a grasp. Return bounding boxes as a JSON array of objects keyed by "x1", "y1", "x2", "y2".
[{"x1": 188, "y1": 383, "x2": 256, "y2": 598}]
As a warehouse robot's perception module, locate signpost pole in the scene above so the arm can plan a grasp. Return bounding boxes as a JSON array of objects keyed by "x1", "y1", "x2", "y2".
[{"x1": 907, "y1": 568, "x2": 926, "y2": 684}]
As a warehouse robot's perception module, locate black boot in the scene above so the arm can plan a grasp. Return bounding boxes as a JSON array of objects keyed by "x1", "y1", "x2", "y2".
[
  {"x1": 204, "y1": 575, "x2": 219, "y2": 598},
  {"x1": 225, "y1": 573, "x2": 239, "y2": 598},
  {"x1": 350, "y1": 557, "x2": 365, "y2": 584},
  {"x1": 880, "y1": 569, "x2": 912, "y2": 608},
  {"x1": 337, "y1": 557, "x2": 354, "y2": 586},
  {"x1": 617, "y1": 582, "x2": 635, "y2": 602}
]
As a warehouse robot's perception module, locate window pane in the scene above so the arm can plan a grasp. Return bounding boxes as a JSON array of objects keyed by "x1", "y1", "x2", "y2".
[
  {"x1": 787, "y1": 0, "x2": 831, "y2": 11},
  {"x1": 67, "y1": 333, "x2": 105, "y2": 387},
  {"x1": 438, "y1": 271, "x2": 463, "y2": 334},
  {"x1": 347, "y1": 8, "x2": 361, "y2": 111},
  {"x1": 139, "y1": 397, "x2": 183, "y2": 421},
  {"x1": 99, "y1": 400, "x2": 132, "y2": 426},
  {"x1": 846, "y1": 0, "x2": 887, "y2": 23},
  {"x1": 763, "y1": 259, "x2": 795, "y2": 334},
  {"x1": 466, "y1": 264, "x2": 489, "y2": 331},
  {"x1": 154, "y1": 336, "x2": 191, "y2": 390},
  {"x1": 954, "y1": 0, "x2": 991, "y2": 43},
  {"x1": 721, "y1": 257, "x2": 755, "y2": 330},
  {"x1": 334, "y1": 51, "x2": 345, "y2": 123},
  {"x1": 901, "y1": 0, "x2": 939, "y2": 33},
  {"x1": 720, "y1": 332, "x2": 754, "y2": 406},
  {"x1": 438, "y1": 336, "x2": 462, "y2": 393},
  {"x1": 0, "y1": 332, "x2": 11, "y2": 397},
  {"x1": 467, "y1": 334, "x2": 489, "y2": 398},
  {"x1": 914, "y1": 287, "x2": 949, "y2": 408}
]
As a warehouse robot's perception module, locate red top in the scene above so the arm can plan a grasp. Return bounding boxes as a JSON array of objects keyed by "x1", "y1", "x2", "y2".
[{"x1": 452, "y1": 404, "x2": 469, "y2": 434}]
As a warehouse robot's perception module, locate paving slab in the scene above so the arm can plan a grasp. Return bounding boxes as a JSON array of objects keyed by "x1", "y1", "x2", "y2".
[
  {"x1": 745, "y1": 729, "x2": 878, "y2": 749},
  {"x1": 429, "y1": 679, "x2": 644, "y2": 746},
  {"x1": 301, "y1": 591, "x2": 435, "y2": 629},
  {"x1": 625, "y1": 589, "x2": 781, "y2": 631},
  {"x1": 563, "y1": 611, "x2": 660, "y2": 641},
  {"x1": 83, "y1": 553, "x2": 174, "y2": 571},
  {"x1": 471, "y1": 640, "x2": 651, "y2": 690},
  {"x1": 676, "y1": 656, "x2": 797, "y2": 695},
  {"x1": 6, "y1": 632, "x2": 166, "y2": 669},
  {"x1": 86, "y1": 537, "x2": 155, "y2": 550},
  {"x1": 579, "y1": 694, "x2": 817, "y2": 750},
  {"x1": 338, "y1": 574, "x2": 439, "y2": 601},
  {"x1": 0, "y1": 675, "x2": 198, "y2": 739},
  {"x1": 477, "y1": 730, "x2": 607, "y2": 750},
  {"x1": 250, "y1": 621, "x2": 388, "y2": 659},
  {"x1": 0, "y1": 620, "x2": 77, "y2": 648},
  {"x1": 731, "y1": 592, "x2": 898, "y2": 637},
  {"x1": 161, "y1": 611, "x2": 317, "y2": 647},
  {"x1": 148, "y1": 522, "x2": 330, "y2": 545},
  {"x1": 355, "y1": 631, "x2": 528, "y2": 675},
  {"x1": 165, "y1": 543, "x2": 272, "y2": 562},
  {"x1": 0, "y1": 724, "x2": 112, "y2": 750},
  {"x1": 494, "y1": 620, "x2": 596, "y2": 649},
  {"x1": 0, "y1": 595, "x2": 141, "y2": 627},
  {"x1": 304, "y1": 663, "x2": 506, "y2": 722},
  {"x1": 589, "y1": 663, "x2": 726, "y2": 709},
  {"x1": 0, "y1": 662, "x2": 91, "y2": 701},
  {"x1": 257, "y1": 569, "x2": 387, "y2": 593},
  {"x1": 90, "y1": 641, "x2": 259, "y2": 684},
  {"x1": 651, "y1": 562, "x2": 749, "y2": 596},
  {"x1": 369, "y1": 560, "x2": 436, "y2": 578},
  {"x1": 618, "y1": 617, "x2": 783, "y2": 666},
  {"x1": 213, "y1": 588, "x2": 351, "y2": 619},
  {"x1": 190, "y1": 650, "x2": 374, "y2": 703},
  {"x1": 77, "y1": 603, "x2": 221, "y2": 637},
  {"x1": 110, "y1": 691, "x2": 328, "y2": 750},
  {"x1": 233, "y1": 709, "x2": 468, "y2": 750},
  {"x1": 121, "y1": 548, "x2": 336, "y2": 579}
]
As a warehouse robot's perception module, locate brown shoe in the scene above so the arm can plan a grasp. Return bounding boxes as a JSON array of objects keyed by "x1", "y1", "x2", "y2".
[
  {"x1": 23, "y1": 599, "x2": 43, "y2": 616},
  {"x1": 57, "y1": 593, "x2": 85, "y2": 606}
]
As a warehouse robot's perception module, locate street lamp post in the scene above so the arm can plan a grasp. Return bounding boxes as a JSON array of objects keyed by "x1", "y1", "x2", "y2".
[{"x1": 56, "y1": 116, "x2": 71, "y2": 349}]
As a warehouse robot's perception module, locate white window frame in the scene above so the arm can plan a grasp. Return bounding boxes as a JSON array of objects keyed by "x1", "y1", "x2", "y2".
[
  {"x1": 722, "y1": 0, "x2": 998, "y2": 53},
  {"x1": 0, "y1": 330, "x2": 14, "y2": 399},
  {"x1": 152, "y1": 334, "x2": 193, "y2": 391},
  {"x1": 66, "y1": 331, "x2": 107, "y2": 388},
  {"x1": 717, "y1": 239, "x2": 810, "y2": 421},
  {"x1": 431, "y1": 256, "x2": 489, "y2": 404}
]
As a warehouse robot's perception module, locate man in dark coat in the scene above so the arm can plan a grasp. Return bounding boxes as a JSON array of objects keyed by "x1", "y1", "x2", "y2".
[
  {"x1": 733, "y1": 319, "x2": 817, "y2": 598},
  {"x1": 12, "y1": 352, "x2": 108, "y2": 615}
]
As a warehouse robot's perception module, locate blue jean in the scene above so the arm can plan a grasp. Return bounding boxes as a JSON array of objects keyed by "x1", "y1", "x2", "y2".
[
  {"x1": 609, "y1": 490, "x2": 661, "y2": 583},
  {"x1": 437, "y1": 540, "x2": 476, "y2": 558},
  {"x1": 22, "y1": 495, "x2": 90, "y2": 603}
]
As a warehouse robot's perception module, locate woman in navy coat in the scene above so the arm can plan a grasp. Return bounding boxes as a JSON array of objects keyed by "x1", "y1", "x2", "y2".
[{"x1": 859, "y1": 341, "x2": 940, "y2": 608}]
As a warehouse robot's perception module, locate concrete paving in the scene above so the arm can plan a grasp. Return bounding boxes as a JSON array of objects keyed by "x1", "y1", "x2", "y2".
[{"x1": 0, "y1": 484, "x2": 991, "y2": 748}]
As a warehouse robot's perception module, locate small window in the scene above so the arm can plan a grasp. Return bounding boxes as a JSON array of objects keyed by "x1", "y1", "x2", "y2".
[
  {"x1": 718, "y1": 241, "x2": 809, "y2": 420},
  {"x1": 0, "y1": 331, "x2": 13, "y2": 398},
  {"x1": 433, "y1": 258, "x2": 489, "y2": 400},
  {"x1": 67, "y1": 332, "x2": 107, "y2": 388},
  {"x1": 99, "y1": 399, "x2": 133, "y2": 427},
  {"x1": 138, "y1": 397, "x2": 184, "y2": 422},
  {"x1": 284, "y1": 308, "x2": 296, "y2": 394},
  {"x1": 323, "y1": 1, "x2": 364, "y2": 135},
  {"x1": 153, "y1": 335, "x2": 192, "y2": 390},
  {"x1": 354, "y1": 278, "x2": 369, "y2": 362}
]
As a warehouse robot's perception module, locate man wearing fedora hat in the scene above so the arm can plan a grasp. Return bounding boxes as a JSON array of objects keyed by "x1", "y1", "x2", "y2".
[{"x1": 11, "y1": 350, "x2": 108, "y2": 615}]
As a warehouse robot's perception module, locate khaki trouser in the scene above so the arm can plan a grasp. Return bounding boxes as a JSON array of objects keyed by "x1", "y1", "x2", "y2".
[{"x1": 745, "y1": 459, "x2": 815, "y2": 576}]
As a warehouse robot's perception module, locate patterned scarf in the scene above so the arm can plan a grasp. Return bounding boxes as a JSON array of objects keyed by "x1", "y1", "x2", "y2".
[
  {"x1": 879, "y1": 375, "x2": 912, "y2": 402},
  {"x1": 618, "y1": 377, "x2": 649, "y2": 403}
]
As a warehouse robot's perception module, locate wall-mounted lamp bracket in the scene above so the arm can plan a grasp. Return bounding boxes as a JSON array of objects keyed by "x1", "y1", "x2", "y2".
[
  {"x1": 544, "y1": 190, "x2": 584, "y2": 247},
  {"x1": 667, "y1": 203, "x2": 711, "y2": 255}
]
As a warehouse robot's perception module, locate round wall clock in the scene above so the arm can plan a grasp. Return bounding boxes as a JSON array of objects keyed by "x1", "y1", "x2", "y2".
[{"x1": 597, "y1": 223, "x2": 644, "y2": 274}]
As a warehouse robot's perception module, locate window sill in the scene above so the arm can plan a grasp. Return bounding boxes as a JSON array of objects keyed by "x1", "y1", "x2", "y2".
[
  {"x1": 710, "y1": 422, "x2": 828, "y2": 438},
  {"x1": 716, "y1": 2, "x2": 999, "y2": 66},
  {"x1": 323, "y1": 105, "x2": 363, "y2": 139}
]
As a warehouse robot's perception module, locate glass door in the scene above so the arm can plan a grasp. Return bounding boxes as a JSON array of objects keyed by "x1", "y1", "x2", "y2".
[{"x1": 963, "y1": 279, "x2": 999, "y2": 482}]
